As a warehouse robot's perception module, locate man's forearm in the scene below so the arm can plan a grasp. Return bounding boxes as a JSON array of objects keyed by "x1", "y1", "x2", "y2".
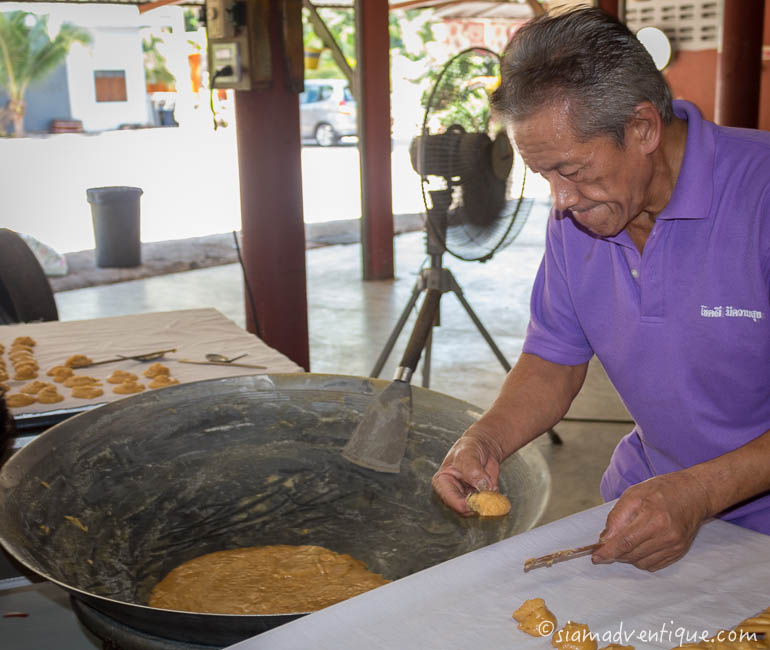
[
  {"x1": 686, "y1": 428, "x2": 770, "y2": 517},
  {"x1": 465, "y1": 353, "x2": 588, "y2": 460}
]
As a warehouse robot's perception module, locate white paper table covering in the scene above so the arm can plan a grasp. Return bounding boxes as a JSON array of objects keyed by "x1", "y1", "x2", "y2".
[
  {"x1": 228, "y1": 502, "x2": 770, "y2": 650},
  {"x1": 0, "y1": 308, "x2": 303, "y2": 415}
]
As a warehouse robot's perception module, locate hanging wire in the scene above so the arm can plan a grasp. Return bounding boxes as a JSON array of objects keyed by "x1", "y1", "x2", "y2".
[{"x1": 232, "y1": 230, "x2": 261, "y2": 338}]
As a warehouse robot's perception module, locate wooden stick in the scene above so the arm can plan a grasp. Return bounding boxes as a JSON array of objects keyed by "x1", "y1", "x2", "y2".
[
  {"x1": 524, "y1": 543, "x2": 601, "y2": 572},
  {"x1": 82, "y1": 348, "x2": 177, "y2": 367}
]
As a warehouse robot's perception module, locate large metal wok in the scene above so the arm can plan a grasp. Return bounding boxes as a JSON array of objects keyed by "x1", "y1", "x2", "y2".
[{"x1": 0, "y1": 374, "x2": 550, "y2": 646}]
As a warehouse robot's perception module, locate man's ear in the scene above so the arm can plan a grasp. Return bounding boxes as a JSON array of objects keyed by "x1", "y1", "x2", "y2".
[{"x1": 628, "y1": 102, "x2": 662, "y2": 155}]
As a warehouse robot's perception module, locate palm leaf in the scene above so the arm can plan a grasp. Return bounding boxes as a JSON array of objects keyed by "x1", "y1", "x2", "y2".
[
  {"x1": 0, "y1": 11, "x2": 92, "y2": 100},
  {"x1": 28, "y1": 24, "x2": 91, "y2": 87}
]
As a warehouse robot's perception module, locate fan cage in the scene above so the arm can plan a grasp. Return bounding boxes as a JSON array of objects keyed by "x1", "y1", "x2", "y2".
[{"x1": 416, "y1": 47, "x2": 530, "y2": 262}]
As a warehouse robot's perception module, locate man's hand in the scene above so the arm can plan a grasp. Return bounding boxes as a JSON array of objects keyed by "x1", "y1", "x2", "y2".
[
  {"x1": 431, "y1": 354, "x2": 587, "y2": 516},
  {"x1": 431, "y1": 430, "x2": 504, "y2": 515},
  {"x1": 592, "y1": 470, "x2": 712, "y2": 571}
]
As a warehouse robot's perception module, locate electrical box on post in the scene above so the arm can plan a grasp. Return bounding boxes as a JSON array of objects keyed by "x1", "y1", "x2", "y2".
[{"x1": 206, "y1": 0, "x2": 272, "y2": 91}]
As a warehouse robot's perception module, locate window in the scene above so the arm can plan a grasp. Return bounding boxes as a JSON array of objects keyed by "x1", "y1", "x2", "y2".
[
  {"x1": 300, "y1": 85, "x2": 320, "y2": 104},
  {"x1": 94, "y1": 70, "x2": 127, "y2": 102},
  {"x1": 625, "y1": 0, "x2": 722, "y2": 51}
]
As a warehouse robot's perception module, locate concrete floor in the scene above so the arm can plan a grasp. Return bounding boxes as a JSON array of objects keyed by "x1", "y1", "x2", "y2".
[{"x1": 54, "y1": 200, "x2": 633, "y2": 528}]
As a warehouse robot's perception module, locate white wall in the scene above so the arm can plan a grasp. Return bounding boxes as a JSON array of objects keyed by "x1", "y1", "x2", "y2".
[
  {"x1": 66, "y1": 26, "x2": 150, "y2": 131},
  {"x1": 2, "y1": 3, "x2": 155, "y2": 131}
]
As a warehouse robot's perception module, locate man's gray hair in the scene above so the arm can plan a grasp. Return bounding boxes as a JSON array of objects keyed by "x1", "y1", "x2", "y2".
[{"x1": 491, "y1": 7, "x2": 673, "y2": 145}]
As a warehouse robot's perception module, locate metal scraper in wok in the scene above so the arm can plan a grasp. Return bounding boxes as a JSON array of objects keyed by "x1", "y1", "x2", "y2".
[{"x1": 342, "y1": 288, "x2": 442, "y2": 473}]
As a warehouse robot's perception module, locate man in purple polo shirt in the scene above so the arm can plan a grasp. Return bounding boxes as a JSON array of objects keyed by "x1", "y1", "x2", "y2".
[{"x1": 432, "y1": 7, "x2": 770, "y2": 570}]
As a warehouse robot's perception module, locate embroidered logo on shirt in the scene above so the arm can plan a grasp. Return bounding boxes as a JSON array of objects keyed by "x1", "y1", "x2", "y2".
[{"x1": 700, "y1": 305, "x2": 763, "y2": 322}]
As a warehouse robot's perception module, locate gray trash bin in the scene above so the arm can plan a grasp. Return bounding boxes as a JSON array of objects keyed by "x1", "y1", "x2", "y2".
[{"x1": 86, "y1": 186, "x2": 143, "y2": 268}]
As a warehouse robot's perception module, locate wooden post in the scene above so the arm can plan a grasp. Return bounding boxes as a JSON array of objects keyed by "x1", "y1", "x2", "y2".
[
  {"x1": 355, "y1": 0, "x2": 394, "y2": 281},
  {"x1": 235, "y1": 0, "x2": 310, "y2": 370},
  {"x1": 715, "y1": 0, "x2": 765, "y2": 128},
  {"x1": 597, "y1": 0, "x2": 620, "y2": 19}
]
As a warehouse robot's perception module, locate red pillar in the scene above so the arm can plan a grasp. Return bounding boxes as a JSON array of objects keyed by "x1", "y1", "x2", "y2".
[
  {"x1": 235, "y1": 0, "x2": 310, "y2": 370},
  {"x1": 355, "y1": 0, "x2": 394, "y2": 281},
  {"x1": 597, "y1": 0, "x2": 620, "y2": 18},
  {"x1": 715, "y1": 0, "x2": 765, "y2": 128}
]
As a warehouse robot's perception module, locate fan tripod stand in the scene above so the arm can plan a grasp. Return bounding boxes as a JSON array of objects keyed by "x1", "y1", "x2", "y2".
[{"x1": 369, "y1": 254, "x2": 564, "y2": 446}]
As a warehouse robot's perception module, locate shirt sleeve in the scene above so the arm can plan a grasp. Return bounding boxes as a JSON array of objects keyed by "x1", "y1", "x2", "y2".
[{"x1": 522, "y1": 210, "x2": 594, "y2": 366}]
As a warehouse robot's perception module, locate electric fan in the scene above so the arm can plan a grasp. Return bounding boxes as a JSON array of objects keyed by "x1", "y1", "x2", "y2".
[
  {"x1": 370, "y1": 47, "x2": 533, "y2": 383},
  {"x1": 410, "y1": 46, "x2": 530, "y2": 263}
]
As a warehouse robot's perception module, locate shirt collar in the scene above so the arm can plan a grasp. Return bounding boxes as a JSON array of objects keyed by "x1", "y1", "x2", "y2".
[{"x1": 656, "y1": 99, "x2": 715, "y2": 221}]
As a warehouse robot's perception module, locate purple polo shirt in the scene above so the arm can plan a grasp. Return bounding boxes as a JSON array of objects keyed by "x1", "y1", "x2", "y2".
[{"x1": 522, "y1": 100, "x2": 770, "y2": 534}]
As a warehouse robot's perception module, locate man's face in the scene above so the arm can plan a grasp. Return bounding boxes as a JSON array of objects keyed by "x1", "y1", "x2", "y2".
[{"x1": 512, "y1": 101, "x2": 652, "y2": 237}]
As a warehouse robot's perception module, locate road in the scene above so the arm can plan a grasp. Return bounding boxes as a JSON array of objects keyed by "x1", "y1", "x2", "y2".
[
  {"x1": 301, "y1": 138, "x2": 426, "y2": 224},
  {"x1": 1, "y1": 128, "x2": 425, "y2": 254},
  {"x1": 2, "y1": 125, "x2": 547, "y2": 254}
]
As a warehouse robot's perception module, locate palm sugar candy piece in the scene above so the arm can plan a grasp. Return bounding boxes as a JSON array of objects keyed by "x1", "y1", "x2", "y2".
[
  {"x1": 13, "y1": 364, "x2": 38, "y2": 380},
  {"x1": 37, "y1": 386, "x2": 64, "y2": 404},
  {"x1": 466, "y1": 490, "x2": 511, "y2": 516},
  {"x1": 143, "y1": 363, "x2": 170, "y2": 378},
  {"x1": 149, "y1": 375, "x2": 180, "y2": 389},
  {"x1": 513, "y1": 598, "x2": 558, "y2": 637},
  {"x1": 20, "y1": 381, "x2": 52, "y2": 395},
  {"x1": 9, "y1": 348, "x2": 34, "y2": 361},
  {"x1": 51, "y1": 367, "x2": 74, "y2": 383},
  {"x1": 65, "y1": 354, "x2": 93, "y2": 368},
  {"x1": 113, "y1": 380, "x2": 145, "y2": 394},
  {"x1": 71, "y1": 385, "x2": 104, "y2": 399},
  {"x1": 735, "y1": 606, "x2": 770, "y2": 637},
  {"x1": 6, "y1": 393, "x2": 36, "y2": 407},
  {"x1": 63, "y1": 375, "x2": 101, "y2": 388},
  {"x1": 107, "y1": 370, "x2": 138, "y2": 384},
  {"x1": 552, "y1": 622, "x2": 598, "y2": 650}
]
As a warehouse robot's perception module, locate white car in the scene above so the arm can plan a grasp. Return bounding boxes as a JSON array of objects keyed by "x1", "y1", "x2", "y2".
[{"x1": 300, "y1": 79, "x2": 357, "y2": 146}]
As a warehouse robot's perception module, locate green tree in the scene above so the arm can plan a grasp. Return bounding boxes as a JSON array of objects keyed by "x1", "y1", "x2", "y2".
[
  {"x1": 0, "y1": 11, "x2": 91, "y2": 137},
  {"x1": 302, "y1": 7, "x2": 356, "y2": 79},
  {"x1": 183, "y1": 8, "x2": 201, "y2": 33},
  {"x1": 301, "y1": 7, "x2": 435, "y2": 80},
  {"x1": 143, "y1": 34, "x2": 176, "y2": 88}
]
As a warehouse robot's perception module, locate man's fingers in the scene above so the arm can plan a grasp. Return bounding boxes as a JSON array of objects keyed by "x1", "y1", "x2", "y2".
[
  {"x1": 431, "y1": 469, "x2": 473, "y2": 515},
  {"x1": 449, "y1": 445, "x2": 496, "y2": 490},
  {"x1": 597, "y1": 532, "x2": 664, "y2": 565},
  {"x1": 431, "y1": 431, "x2": 503, "y2": 515},
  {"x1": 475, "y1": 476, "x2": 492, "y2": 491},
  {"x1": 593, "y1": 508, "x2": 649, "y2": 563},
  {"x1": 594, "y1": 498, "x2": 643, "y2": 560}
]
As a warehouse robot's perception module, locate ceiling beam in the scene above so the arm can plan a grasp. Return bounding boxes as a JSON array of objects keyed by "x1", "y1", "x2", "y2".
[
  {"x1": 524, "y1": 0, "x2": 544, "y2": 16},
  {"x1": 137, "y1": 0, "x2": 184, "y2": 13}
]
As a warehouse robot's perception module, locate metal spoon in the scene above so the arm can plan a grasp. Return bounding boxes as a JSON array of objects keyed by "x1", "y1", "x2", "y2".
[{"x1": 205, "y1": 353, "x2": 248, "y2": 363}]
